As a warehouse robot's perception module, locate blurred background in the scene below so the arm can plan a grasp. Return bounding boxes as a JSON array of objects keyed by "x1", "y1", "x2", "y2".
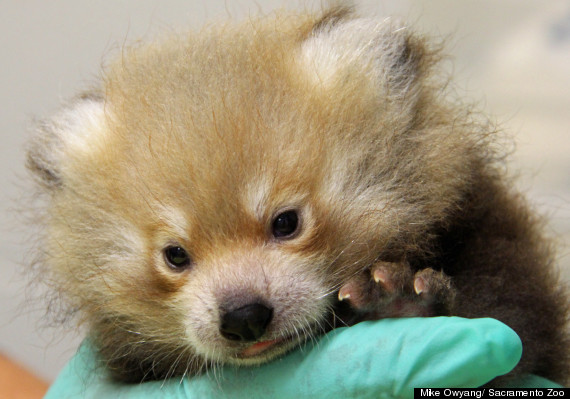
[{"x1": 1, "y1": 0, "x2": 569, "y2": 389}]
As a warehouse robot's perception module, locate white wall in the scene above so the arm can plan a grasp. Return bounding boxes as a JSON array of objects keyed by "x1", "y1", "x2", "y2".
[{"x1": 1, "y1": 0, "x2": 568, "y2": 382}]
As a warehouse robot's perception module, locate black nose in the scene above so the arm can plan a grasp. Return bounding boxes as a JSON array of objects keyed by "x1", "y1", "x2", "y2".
[{"x1": 220, "y1": 303, "x2": 273, "y2": 342}]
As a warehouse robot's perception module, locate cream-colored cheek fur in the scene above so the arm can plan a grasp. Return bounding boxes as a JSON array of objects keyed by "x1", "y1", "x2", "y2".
[{"x1": 43, "y1": 201, "x2": 148, "y2": 319}]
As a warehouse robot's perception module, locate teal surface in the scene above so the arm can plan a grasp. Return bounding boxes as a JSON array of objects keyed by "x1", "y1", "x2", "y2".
[{"x1": 45, "y1": 317, "x2": 528, "y2": 399}]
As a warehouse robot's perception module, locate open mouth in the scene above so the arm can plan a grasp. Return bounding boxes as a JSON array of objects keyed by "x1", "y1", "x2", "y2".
[
  {"x1": 240, "y1": 337, "x2": 286, "y2": 357},
  {"x1": 235, "y1": 308, "x2": 343, "y2": 360},
  {"x1": 237, "y1": 308, "x2": 347, "y2": 360},
  {"x1": 237, "y1": 332, "x2": 309, "y2": 359}
]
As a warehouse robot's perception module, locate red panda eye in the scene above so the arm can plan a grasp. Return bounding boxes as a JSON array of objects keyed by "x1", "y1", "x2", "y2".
[
  {"x1": 271, "y1": 210, "x2": 300, "y2": 239},
  {"x1": 163, "y1": 246, "x2": 192, "y2": 270}
]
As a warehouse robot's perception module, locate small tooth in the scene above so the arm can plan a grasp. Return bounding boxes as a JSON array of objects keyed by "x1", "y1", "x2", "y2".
[{"x1": 338, "y1": 288, "x2": 351, "y2": 301}]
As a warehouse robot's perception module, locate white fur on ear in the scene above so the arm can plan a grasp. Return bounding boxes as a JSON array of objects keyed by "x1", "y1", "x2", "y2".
[
  {"x1": 28, "y1": 94, "x2": 106, "y2": 187},
  {"x1": 300, "y1": 14, "x2": 418, "y2": 94}
]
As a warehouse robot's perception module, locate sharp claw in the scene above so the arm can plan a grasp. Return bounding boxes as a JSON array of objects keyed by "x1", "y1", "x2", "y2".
[
  {"x1": 373, "y1": 269, "x2": 386, "y2": 284},
  {"x1": 414, "y1": 277, "x2": 425, "y2": 295},
  {"x1": 338, "y1": 286, "x2": 351, "y2": 301}
]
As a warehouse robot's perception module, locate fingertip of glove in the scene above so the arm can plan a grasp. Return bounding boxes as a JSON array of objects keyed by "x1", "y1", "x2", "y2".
[{"x1": 478, "y1": 318, "x2": 523, "y2": 376}]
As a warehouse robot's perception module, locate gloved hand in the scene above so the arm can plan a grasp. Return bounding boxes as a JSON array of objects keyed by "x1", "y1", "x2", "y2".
[{"x1": 44, "y1": 317, "x2": 523, "y2": 399}]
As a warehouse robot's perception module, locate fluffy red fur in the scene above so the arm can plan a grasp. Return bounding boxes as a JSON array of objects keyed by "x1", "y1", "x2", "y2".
[{"x1": 27, "y1": 8, "x2": 568, "y2": 384}]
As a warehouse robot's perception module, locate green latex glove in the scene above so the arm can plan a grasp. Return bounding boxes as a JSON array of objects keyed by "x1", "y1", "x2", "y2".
[{"x1": 44, "y1": 317, "x2": 524, "y2": 399}]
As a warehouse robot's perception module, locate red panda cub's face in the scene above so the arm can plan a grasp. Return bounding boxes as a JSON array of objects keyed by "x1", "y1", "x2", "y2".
[{"x1": 28, "y1": 10, "x2": 474, "y2": 374}]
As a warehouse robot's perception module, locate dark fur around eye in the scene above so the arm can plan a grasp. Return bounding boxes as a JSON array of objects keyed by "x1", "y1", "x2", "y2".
[
  {"x1": 163, "y1": 246, "x2": 192, "y2": 270},
  {"x1": 271, "y1": 210, "x2": 300, "y2": 239}
]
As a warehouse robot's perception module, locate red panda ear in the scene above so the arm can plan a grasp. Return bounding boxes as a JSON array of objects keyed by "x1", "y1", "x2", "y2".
[
  {"x1": 300, "y1": 7, "x2": 425, "y2": 100},
  {"x1": 27, "y1": 92, "x2": 106, "y2": 189}
]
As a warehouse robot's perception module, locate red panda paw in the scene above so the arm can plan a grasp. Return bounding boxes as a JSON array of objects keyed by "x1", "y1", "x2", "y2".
[{"x1": 337, "y1": 263, "x2": 455, "y2": 320}]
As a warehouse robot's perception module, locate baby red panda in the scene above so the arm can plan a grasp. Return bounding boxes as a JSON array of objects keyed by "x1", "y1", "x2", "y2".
[{"x1": 27, "y1": 7, "x2": 569, "y2": 385}]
